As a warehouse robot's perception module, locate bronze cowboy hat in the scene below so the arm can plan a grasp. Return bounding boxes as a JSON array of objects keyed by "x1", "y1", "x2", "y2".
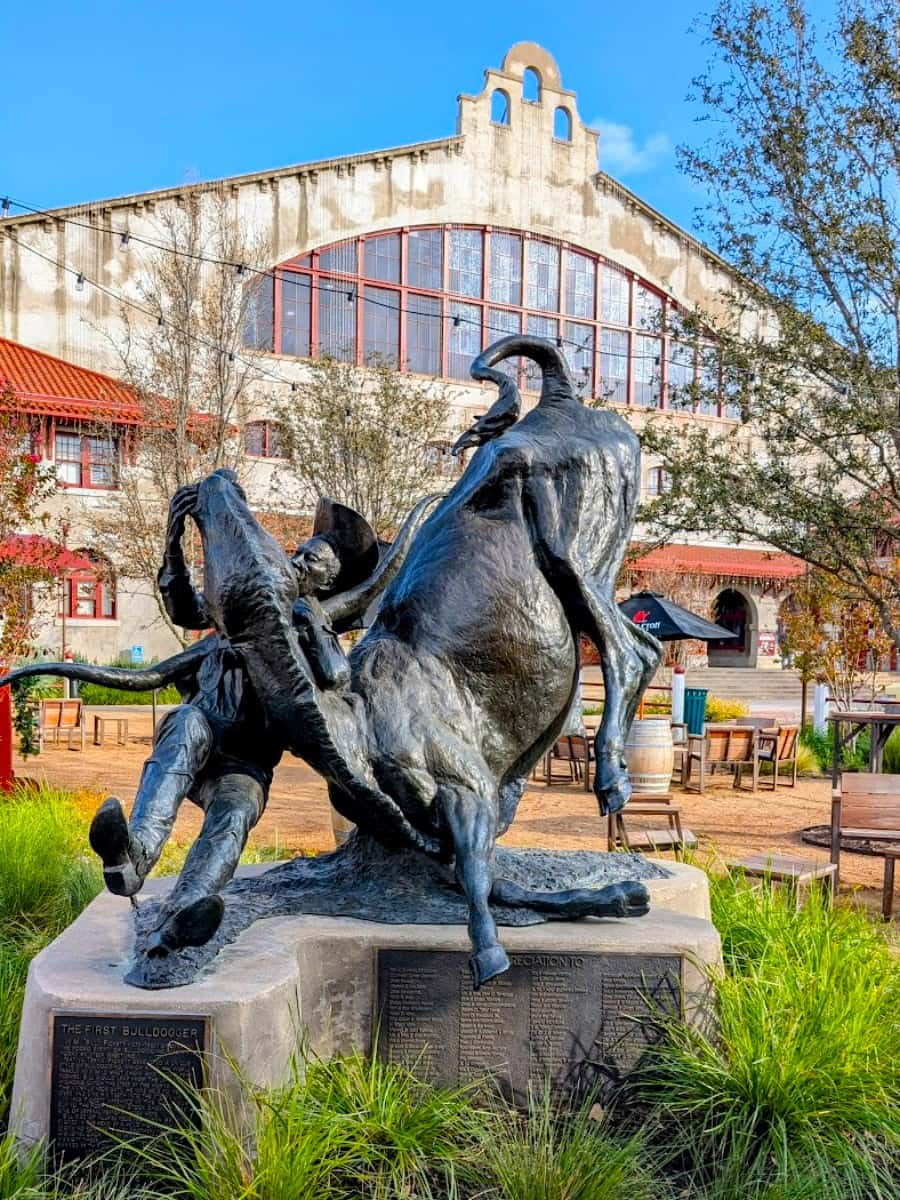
[{"x1": 309, "y1": 498, "x2": 380, "y2": 597}]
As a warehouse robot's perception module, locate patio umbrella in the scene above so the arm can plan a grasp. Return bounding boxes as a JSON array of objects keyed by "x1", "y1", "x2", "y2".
[{"x1": 619, "y1": 591, "x2": 738, "y2": 642}]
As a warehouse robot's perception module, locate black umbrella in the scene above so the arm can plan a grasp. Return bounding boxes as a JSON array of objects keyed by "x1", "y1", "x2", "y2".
[{"x1": 619, "y1": 591, "x2": 738, "y2": 642}]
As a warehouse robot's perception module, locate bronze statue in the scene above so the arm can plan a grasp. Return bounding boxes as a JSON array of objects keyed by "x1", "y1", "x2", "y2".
[{"x1": 2, "y1": 336, "x2": 662, "y2": 989}]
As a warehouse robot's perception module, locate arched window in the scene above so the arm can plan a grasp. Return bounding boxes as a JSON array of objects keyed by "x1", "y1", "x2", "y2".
[
  {"x1": 245, "y1": 225, "x2": 736, "y2": 417},
  {"x1": 646, "y1": 467, "x2": 672, "y2": 498},
  {"x1": 490, "y1": 89, "x2": 510, "y2": 126},
  {"x1": 522, "y1": 67, "x2": 541, "y2": 103},
  {"x1": 60, "y1": 550, "x2": 116, "y2": 620},
  {"x1": 553, "y1": 106, "x2": 572, "y2": 142},
  {"x1": 244, "y1": 420, "x2": 287, "y2": 459}
]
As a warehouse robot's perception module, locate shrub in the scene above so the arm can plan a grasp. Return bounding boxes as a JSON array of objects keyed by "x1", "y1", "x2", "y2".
[
  {"x1": 78, "y1": 682, "x2": 181, "y2": 706},
  {"x1": 129, "y1": 1051, "x2": 484, "y2": 1199},
  {"x1": 477, "y1": 1087, "x2": 664, "y2": 1200},
  {"x1": 705, "y1": 696, "x2": 749, "y2": 722},
  {"x1": 634, "y1": 870, "x2": 900, "y2": 1197},
  {"x1": 800, "y1": 724, "x2": 870, "y2": 773}
]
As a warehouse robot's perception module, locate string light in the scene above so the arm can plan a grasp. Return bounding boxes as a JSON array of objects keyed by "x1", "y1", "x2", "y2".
[
  {"x1": 0, "y1": 198, "x2": 10, "y2": 217},
  {"x1": 119, "y1": 232, "x2": 130, "y2": 249},
  {"x1": 5, "y1": 203, "x2": 744, "y2": 413}
]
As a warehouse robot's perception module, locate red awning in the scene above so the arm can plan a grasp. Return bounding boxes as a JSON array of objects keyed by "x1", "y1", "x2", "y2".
[
  {"x1": 0, "y1": 534, "x2": 95, "y2": 573},
  {"x1": 628, "y1": 543, "x2": 806, "y2": 582}
]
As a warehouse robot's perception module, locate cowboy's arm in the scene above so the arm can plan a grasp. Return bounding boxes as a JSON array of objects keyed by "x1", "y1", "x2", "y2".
[{"x1": 157, "y1": 485, "x2": 210, "y2": 631}]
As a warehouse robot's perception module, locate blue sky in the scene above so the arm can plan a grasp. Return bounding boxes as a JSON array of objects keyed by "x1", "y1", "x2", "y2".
[{"x1": 0, "y1": 1, "x2": 833, "y2": 243}]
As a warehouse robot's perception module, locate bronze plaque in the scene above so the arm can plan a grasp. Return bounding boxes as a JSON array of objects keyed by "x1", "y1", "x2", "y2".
[
  {"x1": 49, "y1": 1012, "x2": 208, "y2": 1161},
  {"x1": 376, "y1": 949, "x2": 680, "y2": 1100}
]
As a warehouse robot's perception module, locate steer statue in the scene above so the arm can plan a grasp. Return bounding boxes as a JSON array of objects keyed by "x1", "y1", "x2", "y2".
[{"x1": 3, "y1": 336, "x2": 662, "y2": 989}]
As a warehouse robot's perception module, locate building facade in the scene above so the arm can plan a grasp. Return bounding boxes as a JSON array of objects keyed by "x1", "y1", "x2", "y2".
[{"x1": 0, "y1": 42, "x2": 804, "y2": 665}]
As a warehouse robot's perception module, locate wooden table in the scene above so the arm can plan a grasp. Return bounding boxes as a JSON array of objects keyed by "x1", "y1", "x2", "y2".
[
  {"x1": 731, "y1": 853, "x2": 836, "y2": 907},
  {"x1": 828, "y1": 710, "x2": 900, "y2": 783},
  {"x1": 92, "y1": 715, "x2": 129, "y2": 747}
]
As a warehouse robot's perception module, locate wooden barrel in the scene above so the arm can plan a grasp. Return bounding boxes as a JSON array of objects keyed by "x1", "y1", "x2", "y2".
[{"x1": 624, "y1": 718, "x2": 674, "y2": 795}]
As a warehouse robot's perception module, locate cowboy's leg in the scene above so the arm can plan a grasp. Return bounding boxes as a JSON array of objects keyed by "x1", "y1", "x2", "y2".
[
  {"x1": 89, "y1": 706, "x2": 213, "y2": 896},
  {"x1": 128, "y1": 706, "x2": 214, "y2": 874},
  {"x1": 146, "y1": 771, "x2": 267, "y2": 958}
]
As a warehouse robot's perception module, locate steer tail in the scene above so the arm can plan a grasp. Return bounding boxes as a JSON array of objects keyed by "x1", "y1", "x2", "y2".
[{"x1": 0, "y1": 637, "x2": 214, "y2": 692}]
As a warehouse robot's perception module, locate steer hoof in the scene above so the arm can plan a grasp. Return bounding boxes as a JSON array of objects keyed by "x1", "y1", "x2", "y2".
[
  {"x1": 146, "y1": 896, "x2": 225, "y2": 960},
  {"x1": 594, "y1": 757, "x2": 631, "y2": 816},
  {"x1": 469, "y1": 944, "x2": 510, "y2": 989},
  {"x1": 607, "y1": 880, "x2": 651, "y2": 919}
]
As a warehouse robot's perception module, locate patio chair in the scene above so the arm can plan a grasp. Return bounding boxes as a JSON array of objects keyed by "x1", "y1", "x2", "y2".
[
  {"x1": 542, "y1": 735, "x2": 593, "y2": 787},
  {"x1": 39, "y1": 699, "x2": 85, "y2": 752},
  {"x1": 683, "y1": 724, "x2": 761, "y2": 793},
  {"x1": 831, "y1": 772, "x2": 900, "y2": 915},
  {"x1": 756, "y1": 724, "x2": 799, "y2": 789}
]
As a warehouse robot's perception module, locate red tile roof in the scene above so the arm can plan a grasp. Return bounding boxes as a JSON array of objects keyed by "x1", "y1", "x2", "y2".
[
  {"x1": 629, "y1": 543, "x2": 806, "y2": 581},
  {"x1": 0, "y1": 534, "x2": 95, "y2": 572},
  {"x1": 0, "y1": 337, "x2": 144, "y2": 425}
]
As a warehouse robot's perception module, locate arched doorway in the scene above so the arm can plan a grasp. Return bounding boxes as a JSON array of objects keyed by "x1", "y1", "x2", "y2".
[{"x1": 708, "y1": 587, "x2": 756, "y2": 667}]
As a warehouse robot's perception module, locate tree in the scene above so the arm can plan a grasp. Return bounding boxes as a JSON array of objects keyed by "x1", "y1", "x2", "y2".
[
  {"x1": 641, "y1": 0, "x2": 900, "y2": 645},
  {"x1": 0, "y1": 390, "x2": 59, "y2": 662},
  {"x1": 780, "y1": 570, "x2": 892, "y2": 710},
  {"x1": 93, "y1": 189, "x2": 272, "y2": 641},
  {"x1": 275, "y1": 356, "x2": 452, "y2": 537}
]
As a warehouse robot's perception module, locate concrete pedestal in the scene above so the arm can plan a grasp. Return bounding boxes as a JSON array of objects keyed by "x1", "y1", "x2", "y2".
[{"x1": 11, "y1": 861, "x2": 719, "y2": 1149}]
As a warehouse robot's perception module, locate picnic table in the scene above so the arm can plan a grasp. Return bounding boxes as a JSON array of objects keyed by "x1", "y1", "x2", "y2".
[{"x1": 829, "y1": 710, "x2": 900, "y2": 784}]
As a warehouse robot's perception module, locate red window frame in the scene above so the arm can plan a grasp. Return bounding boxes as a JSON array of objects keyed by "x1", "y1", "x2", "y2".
[
  {"x1": 247, "y1": 225, "x2": 736, "y2": 418},
  {"x1": 52, "y1": 426, "x2": 120, "y2": 489},
  {"x1": 59, "y1": 558, "x2": 117, "y2": 620}
]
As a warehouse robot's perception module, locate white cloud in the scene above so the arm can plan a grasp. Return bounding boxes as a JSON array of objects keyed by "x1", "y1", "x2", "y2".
[{"x1": 591, "y1": 119, "x2": 671, "y2": 177}]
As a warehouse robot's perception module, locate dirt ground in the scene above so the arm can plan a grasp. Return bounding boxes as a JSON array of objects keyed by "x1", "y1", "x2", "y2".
[{"x1": 13, "y1": 707, "x2": 889, "y2": 912}]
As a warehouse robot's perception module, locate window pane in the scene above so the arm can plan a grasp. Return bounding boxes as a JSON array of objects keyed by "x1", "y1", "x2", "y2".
[
  {"x1": 242, "y1": 276, "x2": 274, "y2": 350},
  {"x1": 634, "y1": 335, "x2": 662, "y2": 407},
  {"x1": 318, "y1": 241, "x2": 357, "y2": 273},
  {"x1": 319, "y1": 278, "x2": 357, "y2": 361},
  {"x1": 407, "y1": 294, "x2": 441, "y2": 375},
  {"x1": 668, "y1": 342, "x2": 695, "y2": 408},
  {"x1": 281, "y1": 275, "x2": 311, "y2": 357},
  {"x1": 449, "y1": 229, "x2": 483, "y2": 298},
  {"x1": 267, "y1": 422, "x2": 286, "y2": 458},
  {"x1": 75, "y1": 580, "x2": 96, "y2": 618},
  {"x1": 407, "y1": 229, "x2": 442, "y2": 290},
  {"x1": 600, "y1": 267, "x2": 630, "y2": 325},
  {"x1": 524, "y1": 314, "x2": 558, "y2": 390},
  {"x1": 600, "y1": 329, "x2": 629, "y2": 404},
  {"x1": 101, "y1": 582, "x2": 115, "y2": 618},
  {"x1": 489, "y1": 233, "x2": 522, "y2": 305},
  {"x1": 699, "y1": 346, "x2": 721, "y2": 416},
  {"x1": 526, "y1": 240, "x2": 560, "y2": 312},
  {"x1": 364, "y1": 234, "x2": 400, "y2": 284},
  {"x1": 245, "y1": 423, "x2": 265, "y2": 456},
  {"x1": 448, "y1": 302, "x2": 481, "y2": 380},
  {"x1": 88, "y1": 435, "x2": 116, "y2": 487},
  {"x1": 564, "y1": 251, "x2": 595, "y2": 318},
  {"x1": 565, "y1": 322, "x2": 594, "y2": 395},
  {"x1": 635, "y1": 285, "x2": 663, "y2": 331},
  {"x1": 57, "y1": 461, "x2": 81, "y2": 485},
  {"x1": 55, "y1": 432, "x2": 81, "y2": 485},
  {"x1": 487, "y1": 308, "x2": 521, "y2": 379},
  {"x1": 724, "y1": 363, "x2": 744, "y2": 420},
  {"x1": 363, "y1": 287, "x2": 400, "y2": 364}
]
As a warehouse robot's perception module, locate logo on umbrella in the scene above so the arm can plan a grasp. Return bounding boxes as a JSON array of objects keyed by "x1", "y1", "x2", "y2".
[{"x1": 632, "y1": 609, "x2": 650, "y2": 623}]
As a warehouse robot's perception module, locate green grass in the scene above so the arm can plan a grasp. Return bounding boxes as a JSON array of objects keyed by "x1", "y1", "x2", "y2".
[
  {"x1": 477, "y1": 1087, "x2": 664, "y2": 1200},
  {"x1": 76, "y1": 683, "x2": 181, "y2": 706},
  {"x1": 631, "y1": 870, "x2": 900, "y2": 1198}
]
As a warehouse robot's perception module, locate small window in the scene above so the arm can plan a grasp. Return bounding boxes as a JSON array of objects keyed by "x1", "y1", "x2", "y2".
[
  {"x1": 53, "y1": 427, "x2": 119, "y2": 489},
  {"x1": 60, "y1": 551, "x2": 116, "y2": 620},
  {"x1": 491, "y1": 89, "x2": 510, "y2": 126},
  {"x1": 523, "y1": 68, "x2": 541, "y2": 103},
  {"x1": 554, "y1": 107, "x2": 572, "y2": 142},
  {"x1": 424, "y1": 441, "x2": 461, "y2": 478},
  {"x1": 244, "y1": 420, "x2": 287, "y2": 459},
  {"x1": 646, "y1": 467, "x2": 672, "y2": 498}
]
